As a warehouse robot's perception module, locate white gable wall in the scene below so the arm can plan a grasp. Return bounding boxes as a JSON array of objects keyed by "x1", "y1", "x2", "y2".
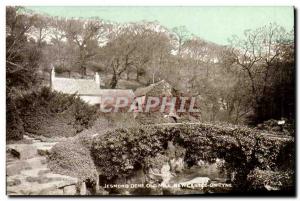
[{"x1": 80, "y1": 95, "x2": 102, "y2": 105}]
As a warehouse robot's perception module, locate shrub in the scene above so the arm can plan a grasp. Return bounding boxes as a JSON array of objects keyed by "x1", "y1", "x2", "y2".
[
  {"x1": 247, "y1": 168, "x2": 294, "y2": 192},
  {"x1": 256, "y1": 119, "x2": 295, "y2": 136},
  {"x1": 7, "y1": 95, "x2": 25, "y2": 141},
  {"x1": 48, "y1": 139, "x2": 98, "y2": 182},
  {"x1": 13, "y1": 87, "x2": 97, "y2": 138}
]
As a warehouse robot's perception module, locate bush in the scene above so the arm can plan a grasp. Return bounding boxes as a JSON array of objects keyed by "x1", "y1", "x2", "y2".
[
  {"x1": 7, "y1": 95, "x2": 25, "y2": 141},
  {"x1": 247, "y1": 168, "x2": 294, "y2": 192},
  {"x1": 13, "y1": 87, "x2": 97, "y2": 138},
  {"x1": 256, "y1": 119, "x2": 295, "y2": 136},
  {"x1": 91, "y1": 123, "x2": 294, "y2": 192},
  {"x1": 48, "y1": 139, "x2": 98, "y2": 182}
]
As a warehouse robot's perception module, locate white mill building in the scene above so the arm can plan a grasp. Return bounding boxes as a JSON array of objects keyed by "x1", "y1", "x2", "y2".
[{"x1": 50, "y1": 67, "x2": 134, "y2": 106}]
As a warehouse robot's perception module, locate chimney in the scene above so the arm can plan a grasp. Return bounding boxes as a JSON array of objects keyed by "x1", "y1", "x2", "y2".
[
  {"x1": 50, "y1": 66, "x2": 55, "y2": 89},
  {"x1": 51, "y1": 66, "x2": 55, "y2": 80},
  {"x1": 95, "y1": 72, "x2": 101, "y2": 88}
]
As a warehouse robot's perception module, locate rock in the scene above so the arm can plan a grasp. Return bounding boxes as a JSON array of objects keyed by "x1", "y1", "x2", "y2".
[
  {"x1": 8, "y1": 182, "x2": 58, "y2": 195},
  {"x1": 95, "y1": 187, "x2": 109, "y2": 195},
  {"x1": 264, "y1": 184, "x2": 280, "y2": 191},
  {"x1": 20, "y1": 167, "x2": 49, "y2": 177},
  {"x1": 6, "y1": 151, "x2": 18, "y2": 163},
  {"x1": 215, "y1": 158, "x2": 226, "y2": 168},
  {"x1": 33, "y1": 142, "x2": 57, "y2": 156},
  {"x1": 7, "y1": 178, "x2": 21, "y2": 187},
  {"x1": 37, "y1": 176, "x2": 62, "y2": 184},
  {"x1": 25, "y1": 176, "x2": 39, "y2": 182},
  {"x1": 37, "y1": 149, "x2": 50, "y2": 156},
  {"x1": 63, "y1": 185, "x2": 77, "y2": 195},
  {"x1": 25, "y1": 157, "x2": 45, "y2": 169},
  {"x1": 44, "y1": 173, "x2": 78, "y2": 188},
  {"x1": 7, "y1": 173, "x2": 79, "y2": 195},
  {"x1": 149, "y1": 187, "x2": 164, "y2": 195},
  {"x1": 127, "y1": 169, "x2": 146, "y2": 184},
  {"x1": 80, "y1": 182, "x2": 87, "y2": 195},
  {"x1": 38, "y1": 169, "x2": 51, "y2": 176},
  {"x1": 170, "y1": 157, "x2": 185, "y2": 173},
  {"x1": 160, "y1": 163, "x2": 173, "y2": 187},
  {"x1": 6, "y1": 137, "x2": 83, "y2": 196},
  {"x1": 45, "y1": 188, "x2": 64, "y2": 195},
  {"x1": 6, "y1": 161, "x2": 30, "y2": 176},
  {"x1": 197, "y1": 160, "x2": 207, "y2": 167},
  {"x1": 148, "y1": 162, "x2": 174, "y2": 187},
  {"x1": 230, "y1": 172, "x2": 236, "y2": 182},
  {"x1": 7, "y1": 144, "x2": 37, "y2": 160}
]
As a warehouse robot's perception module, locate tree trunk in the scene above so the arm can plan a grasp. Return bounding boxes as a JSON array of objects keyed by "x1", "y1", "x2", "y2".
[
  {"x1": 110, "y1": 73, "x2": 118, "y2": 89},
  {"x1": 80, "y1": 66, "x2": 87, "y2": 78},
  {"x1": 152, "y1": 72, "x2": 156, "y2": 84},
  {"x1": 126, "y1": 70, "x2": 130, "y2": 80}
]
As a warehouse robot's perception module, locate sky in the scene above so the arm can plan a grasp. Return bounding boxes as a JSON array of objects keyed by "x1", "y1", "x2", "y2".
[{"x1": 26, "y1": 6, "x2": 294, "y2": 45}]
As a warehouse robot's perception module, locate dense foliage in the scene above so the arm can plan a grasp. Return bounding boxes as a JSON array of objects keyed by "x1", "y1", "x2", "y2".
[
  {"x1": 6, "y1": 6, "x2": 43, "y2": 140},
  {"x1": 91, "y1": 123, "x2": 294, "y2": 192},
  {"x1": 9, "y1": 87, "x2": 97, "y2": 139},
  {"x1": 247, "y1": 168, "x2": 294, "y2": 192},
  {"x1": 6, "y1": 7, "x2": 41, "y2": 91},
  {"x1": 7, "y1": 95, "x2": 25, "y2": 141},
  {"x1": 257, "y1": 119, "x2": 295, "y2": 136},
  {"x1": 48, "y1": 138, "x2": 98, "y2": 182}
]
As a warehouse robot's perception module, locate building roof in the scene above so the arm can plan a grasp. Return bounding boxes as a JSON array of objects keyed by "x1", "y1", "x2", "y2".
[
  {"x1": 52, "y1": 77, "x2": 134, "y2": 98},
  {"x1": 134, "y1": 80, "x2": 174, "y2": 97}
]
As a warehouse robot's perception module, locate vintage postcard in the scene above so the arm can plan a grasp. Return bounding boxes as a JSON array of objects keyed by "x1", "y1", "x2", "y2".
[{"x1": 6, "y1": 6, "x2": 295, "y2": 196}]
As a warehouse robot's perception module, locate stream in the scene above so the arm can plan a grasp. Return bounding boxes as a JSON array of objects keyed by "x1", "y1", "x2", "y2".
[{"x1": 104, "y1": 159, "x2": 233, "y2": 195}]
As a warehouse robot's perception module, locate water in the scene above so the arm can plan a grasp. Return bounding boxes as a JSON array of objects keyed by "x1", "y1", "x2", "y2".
[
  {"x1": 170, "y1": 163, "x2": 230, "y2": 184},
  {"x1": 102, "y1": 160, "x2": 233, "y2": 195},
  {"x1": 166, "y1": 162, "x2": 232, "y2": 194}
]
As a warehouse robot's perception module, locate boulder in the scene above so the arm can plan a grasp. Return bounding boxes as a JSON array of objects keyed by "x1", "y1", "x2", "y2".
[
  {"x1": 7, "y1": 144, "x2": 37, "y2": 160},
  {"x1": 45, "y1": 188, "x2": 64, "y2": 195},
  {"x1": 44, "y1": 173, "x2": 78, "y2": 188},
  {"x1": 7, "y1": 173, "x2": 79, "y2": 195},
  {"x1": 33, "y1": 142, "x2": 57, "y2": 156},
  {"x1": 7, "y1": 178, "x2": 21, "y2": 187},
  {"x1": 6, "y1": 161, "x2": 30, "y2": 176},
  {"x1": 8, "y1": 182, "x2": 57, "y2": 195},
  {"x1": 63, "y1": 185, "x2": 77, "y2": 195},
  {"x1": 170, "y1": 157, "x2": 185, "y2": 173},
  {"x1": 80, "y1": 182, "x2": 87, "y2": 195},
  {"x1": 20, "y1": 167, "x2": 49, "y2": 177},
  {"x1": 26, "y1": 157, "x2": 45, "y2": 169},
  {"x1": 95, "y1": 187, "x2": 109, "y2": 195}
]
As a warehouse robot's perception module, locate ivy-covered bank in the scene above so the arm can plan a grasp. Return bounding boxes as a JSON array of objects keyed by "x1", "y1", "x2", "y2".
[
  {"x1": 91, "y1": 123, "x2": 294, "y2": 193},
  {"x1": 7, "y1": 87, "x2": 98, "y2": 141}
]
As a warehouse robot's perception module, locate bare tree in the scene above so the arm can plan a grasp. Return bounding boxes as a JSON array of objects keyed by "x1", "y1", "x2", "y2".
[
  {"x1": 6, "y1": 6, "x2": 41, "y2": 90},
  {"x1": 64, "y1": 19, "x2": 105, "y2": 77},
  {"x1": 228, "y1": 23, "x2": 293, "y2": 122},
  {"x1": 101, "y1": 27, "x2": 138, "y2": 88},
  {"x1": 172, "y1": 26, "x2": 190, "y2": 56}
]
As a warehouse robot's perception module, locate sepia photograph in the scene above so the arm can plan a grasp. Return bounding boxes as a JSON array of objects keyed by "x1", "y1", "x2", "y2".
[{"x1": 5, "y1": 5, "x2": 295, "y2": 196}]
